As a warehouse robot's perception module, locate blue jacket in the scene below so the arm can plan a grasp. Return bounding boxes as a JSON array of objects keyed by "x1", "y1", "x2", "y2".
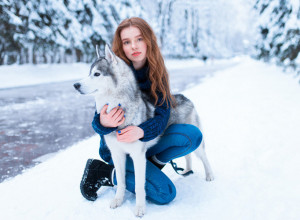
[{"x1": 92, "y1": 62, "x2": 171, "y2": 164}]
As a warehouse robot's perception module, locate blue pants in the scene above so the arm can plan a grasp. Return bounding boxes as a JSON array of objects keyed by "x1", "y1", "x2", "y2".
[{"x1": 113, "y1": 124, "x2": 202, "y2": 205}]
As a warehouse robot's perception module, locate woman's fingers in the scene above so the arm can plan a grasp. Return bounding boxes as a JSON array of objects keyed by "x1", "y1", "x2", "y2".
[
  {"x1": 100, "y1": 104, "x2": 125, "y2": 127},
  {"x1": 116, "y1": 127, "x2": 136, "y2": 142},
  {"x1": 118, "y1": 126, "x2": 131, "y2": 134},
  {"x1": 116, "y1": 131, "x2": 131, "y2": 142},
  {"x1": 116, "y1": 126, "x2": 144, "y2": 142},
  {"x1": 113, "y1": 110, "x2": 124, "y2": 121},
  {"x1": 108, "y1": 106, "x2": 119, "y2": 117},
  {"x1": 116, "y1": 117, "x2": 126, "y2": 126}
]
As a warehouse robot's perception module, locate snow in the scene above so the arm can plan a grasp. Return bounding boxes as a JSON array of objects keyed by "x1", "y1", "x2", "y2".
[
  {"x1": 0, "y1": 57, "x2": 300, "y2": 219},
  {"x1": 0, "y1": 58, "x2": 210, "y2": 89},
  {"x1": 0, "y1": 63, "x2": 89, "y2": 89},
  {"x1": 5, "y1": 9, "x2": 23, "y2": 25}
]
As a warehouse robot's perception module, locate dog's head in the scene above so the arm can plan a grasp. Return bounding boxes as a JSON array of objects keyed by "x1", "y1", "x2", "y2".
[{"x1": 73, "y1": 45, "x2": 119, "y2": 95}]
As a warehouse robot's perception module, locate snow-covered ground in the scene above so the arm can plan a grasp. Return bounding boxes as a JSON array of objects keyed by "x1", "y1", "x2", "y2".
[
  {"x1": 0, "y1": 63, "x2": 89, "y2": 89},
  {"x1": 0, "y1": 58, "x2": 208, "y2": 89},
  {"x1": 0, "y1": 57, "x2": 300, "y2": 219}
]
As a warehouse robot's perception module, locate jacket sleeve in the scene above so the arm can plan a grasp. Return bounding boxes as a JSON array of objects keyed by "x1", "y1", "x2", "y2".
[
  {"x1": 138, "y1": 94, "x2": 171, "y2": 142},
  {"x1": 92, "y1": 111, "x2": 117, "y2": 135}
]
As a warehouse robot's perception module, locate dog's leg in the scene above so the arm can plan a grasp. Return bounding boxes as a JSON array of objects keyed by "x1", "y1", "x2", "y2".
[
  {"x1": 182, "y1": 153, "x2": 193, "y2": 175},
  {"x1": 130, "y1": 149, "x2": 146, "y2": 217},
  {"x1": 194, "y1": 140, "x2": 214, "y2": 181},
  {"x1": 110, "y1": 150, "x2": 126, "y2": 209}
]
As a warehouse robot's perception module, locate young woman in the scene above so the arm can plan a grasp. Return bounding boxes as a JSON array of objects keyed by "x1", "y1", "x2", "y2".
[{"x1": 80, "y1": 17, "x2": 203, "y2": 205}]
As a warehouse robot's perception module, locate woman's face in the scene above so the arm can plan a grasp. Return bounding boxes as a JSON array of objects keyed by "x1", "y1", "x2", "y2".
[{"x1": 120, "y1": 26, "x2": 147, "y2": 69}]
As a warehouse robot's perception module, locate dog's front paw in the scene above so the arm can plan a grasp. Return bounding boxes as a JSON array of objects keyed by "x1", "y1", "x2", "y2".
[
  {"x1": 110, "y1": 197, "x2": 123, "y2": 209},
  {"x1": 206, "y1": 173, "x2": 214, "y2": 181},
  {"x1": 135, "y1": 205, "x2": 146, "y2": 217}
]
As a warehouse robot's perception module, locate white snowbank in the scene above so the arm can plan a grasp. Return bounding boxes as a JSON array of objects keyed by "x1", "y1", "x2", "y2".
[
  {"x1": 0, "y1": 57, "x2": 299, "y2": 220},
  {"x1": 0, "y1": 57, "x2": 232, "y2": 89},
  {"x1": 0, "y1": 63, "x2": 89, "y2": 89}
]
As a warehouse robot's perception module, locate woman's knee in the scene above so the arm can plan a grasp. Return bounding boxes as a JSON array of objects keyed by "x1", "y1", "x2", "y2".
[
  {"x1": 188, "y1": 124, "x2": 203, "y2": 150},
  {"x1": 167, "y1": 124, "x2": 203, "y2": 150},
  {"x1": 146, "y1": 180, "x2": 176, "y2": 205},
  {"x1": 144, "y1": 161, "x2": 177, "y2": 204}
]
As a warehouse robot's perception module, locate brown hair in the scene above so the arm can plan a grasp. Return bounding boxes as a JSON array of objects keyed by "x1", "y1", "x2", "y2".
[{"x1": 112, "y1": 17, "x2": 175, "y2": 108}]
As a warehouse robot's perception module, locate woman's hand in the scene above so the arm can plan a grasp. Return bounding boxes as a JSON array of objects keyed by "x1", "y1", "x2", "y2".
[
  {"x1": 100, "y1": 104, "x2": 125, "y2": 128},
  {"x1": 117, "y1": 126, "x2": 144, "y2": 143}
]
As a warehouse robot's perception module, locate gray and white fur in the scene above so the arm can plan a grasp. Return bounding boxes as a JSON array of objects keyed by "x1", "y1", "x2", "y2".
[{"x1": 74, "y1": 45, "x2": 214, "y2": 217}]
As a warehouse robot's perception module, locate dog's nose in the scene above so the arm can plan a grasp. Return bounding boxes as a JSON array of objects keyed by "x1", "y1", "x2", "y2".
[{"x1": 73, "y1": 83, "x2": 81, "y2": 90}]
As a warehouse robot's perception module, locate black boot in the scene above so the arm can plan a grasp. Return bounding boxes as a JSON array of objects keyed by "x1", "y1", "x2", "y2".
[{"x1": 80, "y1": 159, "x2": 114, "y2": 201}]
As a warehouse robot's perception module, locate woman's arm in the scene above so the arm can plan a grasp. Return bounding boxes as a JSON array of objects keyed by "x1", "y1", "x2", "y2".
[
  {"x1": 92, "y1": 104, "x2": 125, "y2": 135},
  {"x1": 117, "y1": 93, "x2": 170, "y2": 143},
  {"x1": 138, "y1": 94, "x2": 171, "y2": 142}
]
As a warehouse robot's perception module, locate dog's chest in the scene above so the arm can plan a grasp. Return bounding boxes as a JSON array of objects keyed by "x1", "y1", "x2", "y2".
[{"x1": 104, "y1": 132, "x2": 160, "y2": 157}]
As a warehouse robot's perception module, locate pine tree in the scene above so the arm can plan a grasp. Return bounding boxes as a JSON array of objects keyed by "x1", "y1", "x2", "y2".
[{"x1": 255, "y1": 0, "x2": 300, "y2": 74}]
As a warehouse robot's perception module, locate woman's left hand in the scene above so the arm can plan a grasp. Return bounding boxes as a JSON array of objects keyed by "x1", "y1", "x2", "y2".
[{"x1": 116, "y1": 126, "x2": 144, "y2": 143}]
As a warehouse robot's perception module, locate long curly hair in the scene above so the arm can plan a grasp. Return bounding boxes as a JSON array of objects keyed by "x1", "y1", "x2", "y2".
[{"x1": 112, "y1": 17, "x2": 175, "y2": 108}]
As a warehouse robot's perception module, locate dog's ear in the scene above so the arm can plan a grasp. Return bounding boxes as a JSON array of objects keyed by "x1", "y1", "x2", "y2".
[
  {"x1": 105, "y1": 44, "x2": 117, "y2": 64},
  {"x1": 96, "y1": 45, "x2": 101, "y2": 59}
]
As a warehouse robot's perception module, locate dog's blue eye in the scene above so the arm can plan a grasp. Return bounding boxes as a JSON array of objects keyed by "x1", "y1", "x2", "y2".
[{"x1": 94, "y1": 72, "x2": 100, "y2": 77}]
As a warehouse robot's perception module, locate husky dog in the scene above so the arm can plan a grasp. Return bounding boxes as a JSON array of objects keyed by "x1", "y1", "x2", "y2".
[{"x1": 74, "y1": 45, "x2": 214, "y2": 217}]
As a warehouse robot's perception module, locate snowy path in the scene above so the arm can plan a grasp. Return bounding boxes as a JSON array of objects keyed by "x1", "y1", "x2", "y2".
[{"x1": 0, "y1": 57, "x2": 299, "y2": 220}]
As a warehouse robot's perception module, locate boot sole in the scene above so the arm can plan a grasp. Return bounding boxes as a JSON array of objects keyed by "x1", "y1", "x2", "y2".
[{"x1": 80, "y1": 159, "x2": 97, "y2": 201}]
